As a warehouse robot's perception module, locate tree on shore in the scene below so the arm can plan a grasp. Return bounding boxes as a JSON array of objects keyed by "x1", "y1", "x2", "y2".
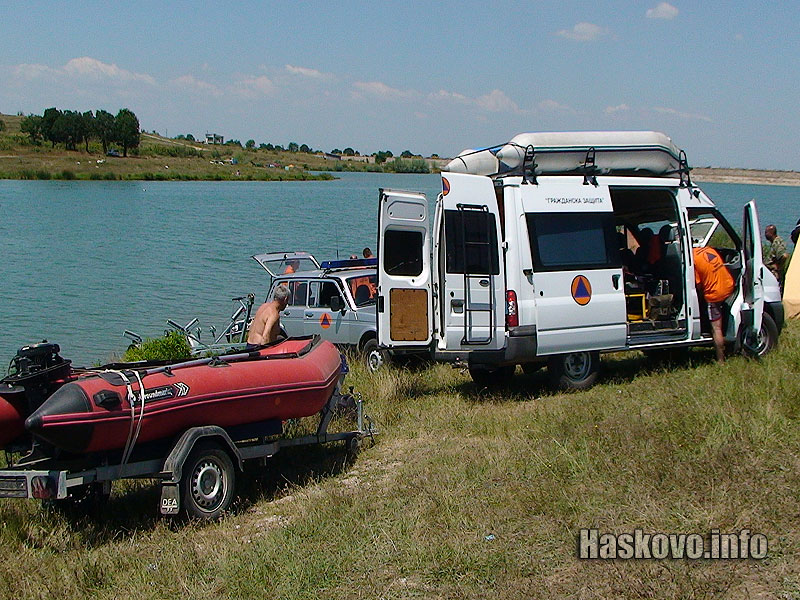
[
  {"x1": 0, "y1": 119, "x2": 5, "y2": 132},
  {"x1": 94, "y1": 109, "x2": 115, "y2": 154},
  {"x1": 20, "y1": 115, "x2": 43, "y2": 144},
  {"x1": 245, "y1": 139, "x2": 255, "y2": 149},
  {"x1": 114, "y1": 108, "x2": 140, "y2": 157},
  {"x1": 41, "y1": 107, "x2": 63, "y2": 148}
]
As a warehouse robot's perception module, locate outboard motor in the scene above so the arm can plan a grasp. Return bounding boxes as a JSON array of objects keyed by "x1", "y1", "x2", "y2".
[{"x1": 0, "y1": 342, "x2": 71, "y2": 449}]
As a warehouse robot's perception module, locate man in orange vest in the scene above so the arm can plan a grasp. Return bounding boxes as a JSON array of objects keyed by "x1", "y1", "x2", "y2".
[{"x1": 693, "y1": 247, "x2": 735, "y2": 362}]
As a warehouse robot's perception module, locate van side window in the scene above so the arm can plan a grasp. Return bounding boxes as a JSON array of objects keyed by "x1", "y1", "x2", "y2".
[
  {"x1": 444, "y1": 209, "x2": 500, "y2": 275},
  {"x1": 526, "y1": 213, "x2": 619, "y2": 271},
  {"x1": 287, "y1": 280, "x2": 308, "y2": 306},
  {"x1": 686, "y1": 209, "x2": 738, "y2": 250},
  {"x1": 308, "y1": 280, "x2": 342, "y2": 308},
  {"x1": 384, "y1": 230, "x2": 423, "y2": 276}
]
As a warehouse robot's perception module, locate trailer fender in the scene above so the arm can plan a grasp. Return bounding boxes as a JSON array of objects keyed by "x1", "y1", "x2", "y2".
[{"x1": 160, "y1": 426, "x2": 244, "y2": 485}]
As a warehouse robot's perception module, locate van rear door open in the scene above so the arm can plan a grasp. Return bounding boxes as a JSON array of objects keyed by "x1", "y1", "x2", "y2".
[
  {"x1": 377, "y1": 189, "x2": 433, "y2": 349},
  {"x1": 521, "y1": 183, "x2": 627, "y2": 354}
]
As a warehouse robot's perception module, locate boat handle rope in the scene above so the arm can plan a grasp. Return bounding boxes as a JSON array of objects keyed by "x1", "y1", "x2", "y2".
[{"x1": 86, "y1": 368, "x2": 147, "y2": 466}]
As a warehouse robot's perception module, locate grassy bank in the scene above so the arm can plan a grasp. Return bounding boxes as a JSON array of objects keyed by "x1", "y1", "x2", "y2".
[
  {"x1": 0, "y1": 113, "x2": 436, "y2": 181},
  {"x1": 1, "y1": 322, "x2": 799, "y2": 598}
]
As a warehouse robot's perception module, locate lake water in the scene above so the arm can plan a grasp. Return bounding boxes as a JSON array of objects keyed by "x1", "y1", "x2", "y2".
[{"x1": 0, "y1": 172, "x2": 796, "y2": 365}]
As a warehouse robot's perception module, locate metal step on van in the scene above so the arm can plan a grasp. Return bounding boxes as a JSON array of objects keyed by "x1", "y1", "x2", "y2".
[{"x1": 376, "y1": 131, "x2": 784, "y2": 390}]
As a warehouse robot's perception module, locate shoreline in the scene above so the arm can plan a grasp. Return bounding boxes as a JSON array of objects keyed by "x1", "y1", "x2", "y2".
[{"x1": 691, "y1": 168, "x2": 800, "y2": 187}]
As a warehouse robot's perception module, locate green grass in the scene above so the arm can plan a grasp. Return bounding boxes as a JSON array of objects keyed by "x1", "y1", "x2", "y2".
[{"x1": 2, "y1": 324, "x2": 800, "y2": 598}]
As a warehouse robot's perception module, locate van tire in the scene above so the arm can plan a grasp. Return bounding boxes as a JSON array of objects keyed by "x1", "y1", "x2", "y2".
[
  {"x1": 548, "y1": 351, "x2": 599, "y2": 391},
  {"x1": 362, "y1": 338, "x2": 387, "y2": 372},
  {"x1": 468, "y1": 365, "x2": 515, "y2": 387},
  {"x1": 740, "y1": 312, "x2": 778, "y2": 358}
]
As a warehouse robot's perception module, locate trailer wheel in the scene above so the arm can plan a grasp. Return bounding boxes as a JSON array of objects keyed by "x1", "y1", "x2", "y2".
[
  {"x1": 468, "y1": 365, "x2": 515, "y2": 387},
  {"x1": 181, "y1": 444, "x2": 235, "y2": 520},
  {"x1": 362, "y1": 338, "x2": 387, "y2": 372},
  {"x1": 741, "y1": 313, "x2": 778, "y2": 358},
  {"x1": 548, "y1": 351, "x2": 599, "y2": 391}
]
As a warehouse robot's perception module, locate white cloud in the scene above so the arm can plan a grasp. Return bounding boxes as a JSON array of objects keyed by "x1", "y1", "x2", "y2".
[
  {"x1": 231, "y1": 75, "x2": 275, "y2": 98},
  {"x1": 352, "y1": 80, "x2": 415, "y2": 100},
  {"x1": 13, "y1": 63, "x2": 57, "y2": 81},
  {"x1": 476, "y1": 89, "x2": 519, "y2": 113},
  {"x1": 285, "y1": 64, "x2": 331, "y2": 79},
  {"x1": 538, "y1": 99, "x2": 572, "y2": 112},
  {"x1": 556, "y1": 22, "x2": 608, "y2": 42},
  {"x1": 11, "y1": 57, "x2": 155, "y2": 86},
  {"x1": 428, "y1": 89, "x2": 470, "y2": 103},
  {"x1": 653, "y1": 106, "x2": 712, "y2": 122},
  {"x1": 171, "y1": 75, "x2": 222, "y2": 96},
  {"x1": 646, "y1": 2, "x2": 679, "y2": 19},
  {"x1": 63, "y1": 57, "x2": 155, "y2": 85},
  {"x1": 605, "y1": 103, "x2": 631, "y2": 114}
]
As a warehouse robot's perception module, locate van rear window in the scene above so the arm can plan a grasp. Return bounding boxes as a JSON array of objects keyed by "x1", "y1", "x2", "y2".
[
  {"x1": 384, "y1": 229, "x2": 423, "y2": 276},
  {"x1": 444, "y1": 209, "x2": 500, "y2": 275},
  {"x1": 526, "y1": 213, "x2": 619, "y2": 271}
]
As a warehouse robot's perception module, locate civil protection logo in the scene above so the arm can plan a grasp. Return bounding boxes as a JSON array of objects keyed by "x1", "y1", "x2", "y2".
[
  {"x1": 319, "y1": 313, "x2": 332, "y2": 329},
  {"x1": 571, "y1": 275, "x2": 592, "y2": 306}
]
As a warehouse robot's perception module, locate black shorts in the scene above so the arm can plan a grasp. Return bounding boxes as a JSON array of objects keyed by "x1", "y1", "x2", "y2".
[{"x1": 706, "y1": 302, "x2": 722, "y2": 322}]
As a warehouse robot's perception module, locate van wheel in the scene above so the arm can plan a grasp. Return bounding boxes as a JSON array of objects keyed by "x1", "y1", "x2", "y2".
[
  {"x1": 548, "y1": 351, "x2": 599, "y2": 391},
  {"x1": 741, "y1": 313, "x2": 778, "y2": 358},
  {"x1": 181, "y1": 444, "x2": 235, "y2": 520},
  {"x1": 362, "y1": 338, "x2": 387, "y2": 372},
  {"x1": 468, "y1": 365, "x2": 515, "y2": 387}
]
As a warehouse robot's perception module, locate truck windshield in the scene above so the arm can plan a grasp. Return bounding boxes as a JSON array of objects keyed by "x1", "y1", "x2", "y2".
[{"x1": 346, "y1": 274, "x2": 378, "y2": 306}]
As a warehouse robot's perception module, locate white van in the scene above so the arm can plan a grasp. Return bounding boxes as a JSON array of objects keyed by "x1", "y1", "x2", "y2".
[{"x1": 376, "y1": 132, "x2": 784, "y2": 389}]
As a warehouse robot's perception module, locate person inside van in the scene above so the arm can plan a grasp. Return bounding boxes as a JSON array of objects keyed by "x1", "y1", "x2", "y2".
[
  {"x1": 693, "y1": 247, "x2": 735, "y2": 362},
  {"x1": 283, "y1": 259, "x2": 300, "y2": 274}
]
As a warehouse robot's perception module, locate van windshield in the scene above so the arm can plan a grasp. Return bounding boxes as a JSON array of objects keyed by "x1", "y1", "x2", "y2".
[{"x1": 347, "y1": 274, "x2": 377, "y2": 307}]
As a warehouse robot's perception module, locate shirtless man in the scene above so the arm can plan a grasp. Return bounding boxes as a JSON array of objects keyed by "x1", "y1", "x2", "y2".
[{"x1": 247, "y1": 284, "x2": 290, "y2": 346}]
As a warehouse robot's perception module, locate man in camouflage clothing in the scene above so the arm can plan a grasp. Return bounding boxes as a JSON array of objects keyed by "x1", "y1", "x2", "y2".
[{"x1": 765, "y1": 224, "x2": 789, "y2": 293}]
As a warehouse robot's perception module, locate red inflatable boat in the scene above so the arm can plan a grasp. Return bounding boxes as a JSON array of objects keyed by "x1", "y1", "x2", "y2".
[{"x1": 1, "y1": 337, "x2": 343, "y2": 455}]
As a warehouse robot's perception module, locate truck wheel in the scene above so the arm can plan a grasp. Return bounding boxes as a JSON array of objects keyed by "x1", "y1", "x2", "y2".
[
  {"x1": 741, "y1": 313, "x2": 778, "y2": 358},
  {"x1": 548, "y1": 351, "x2": 599, "y2": 391},
  {"x1": 468, "y1": 365, "x2": 515, "y2": 387},
  {"x1": 181, "y1": 444, "x2": 235, "y2": 520},
  {"x1": 362, "y1": 338, "x2": 387, "y2": 372}
]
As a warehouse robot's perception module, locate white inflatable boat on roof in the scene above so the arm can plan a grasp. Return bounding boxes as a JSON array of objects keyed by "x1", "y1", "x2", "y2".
[{"x1": 443, "y1": 131, "x2": 684, "y2": 177}]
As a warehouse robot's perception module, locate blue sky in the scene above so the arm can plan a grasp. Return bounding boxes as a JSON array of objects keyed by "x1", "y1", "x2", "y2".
[{"x1": 1, "y1": 1, "x2": 798, "y2": 169}]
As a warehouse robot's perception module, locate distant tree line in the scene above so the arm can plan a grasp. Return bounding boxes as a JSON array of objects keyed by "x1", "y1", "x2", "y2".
[
  {"x1": 167, "y1": 131, "x2": 436, "y2": 163},
  {"x1": 20, "y1": 107, "x2": 140, "y2": 157}
]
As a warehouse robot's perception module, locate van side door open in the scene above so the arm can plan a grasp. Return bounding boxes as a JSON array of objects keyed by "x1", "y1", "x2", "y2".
[
  {"x1": 521, "y1": 183, "x2": 627, "y2": 354},
  {"x1": 377, "y1": 189, "x2": 433, "y2": 348}
]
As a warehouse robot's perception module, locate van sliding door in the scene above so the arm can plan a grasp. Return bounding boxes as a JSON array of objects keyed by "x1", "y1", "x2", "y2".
[{"x1": 522, "y1": 183, "x2": 627, "y2": 354}]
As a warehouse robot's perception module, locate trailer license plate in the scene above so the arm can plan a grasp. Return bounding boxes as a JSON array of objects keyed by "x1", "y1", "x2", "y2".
[{"x1": 0, "y1": 476, "x2": 28, "y2": 498}]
